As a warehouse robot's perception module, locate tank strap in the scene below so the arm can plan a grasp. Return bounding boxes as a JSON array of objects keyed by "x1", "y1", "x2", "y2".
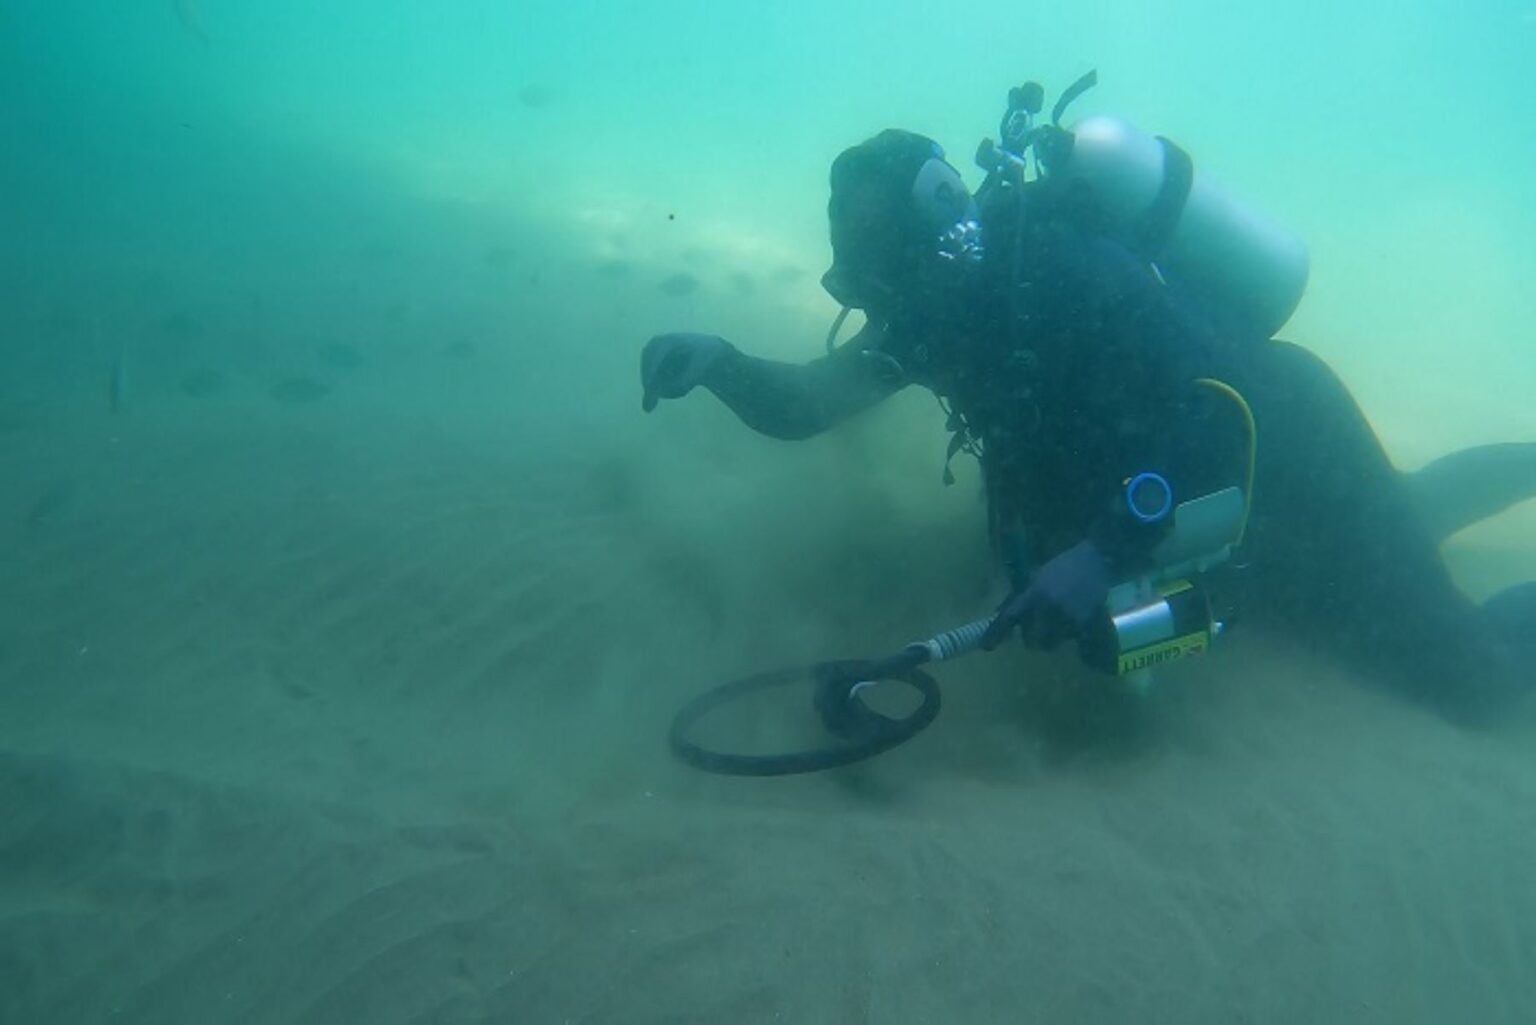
[{"x1": 1134, "y1": 137, "x2": 1194, "y2": 261}]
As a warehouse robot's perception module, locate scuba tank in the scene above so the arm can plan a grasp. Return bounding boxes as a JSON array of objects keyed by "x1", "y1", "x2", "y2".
[
  {"x1": 1063, "y1": 115, "x2": 1310, "y2": 339},
  {"x1": 976, "y1": 71, "x2": 1310, "y2": 339}
]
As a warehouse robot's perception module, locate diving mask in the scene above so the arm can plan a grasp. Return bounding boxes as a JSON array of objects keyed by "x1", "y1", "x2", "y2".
[{"x1": 910, "y1": 157, "x2": 985, "y2": 264}]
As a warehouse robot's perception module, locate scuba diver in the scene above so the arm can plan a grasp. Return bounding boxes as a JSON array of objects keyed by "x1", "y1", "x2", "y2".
[{"x1": 639, "y1": 76, "x2": 1536, "y2": 725}]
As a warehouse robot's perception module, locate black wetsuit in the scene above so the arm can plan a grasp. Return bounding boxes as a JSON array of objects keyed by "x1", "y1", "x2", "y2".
[{"x1": 702, "y1": 182, "x2": 1526, "y2": 720}]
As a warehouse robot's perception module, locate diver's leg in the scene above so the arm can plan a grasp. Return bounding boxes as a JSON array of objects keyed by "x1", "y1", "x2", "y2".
[
  {"x1": 1238, "y1": 341, "x2": 1522, "y2": 721},
  {"x1": 1405, "y1": 443, "x2": 1536, "y2": 543}
]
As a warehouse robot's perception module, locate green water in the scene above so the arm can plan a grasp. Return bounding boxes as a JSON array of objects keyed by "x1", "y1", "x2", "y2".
[{"x1": 3, "y1": 3, "x2": 1535, "y2": 1023}]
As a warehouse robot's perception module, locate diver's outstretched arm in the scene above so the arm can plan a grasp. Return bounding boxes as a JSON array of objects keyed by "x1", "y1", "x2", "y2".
[
  {"x1": 1405, "y1": 442, "x2": 1536, "y2": 543},
  {"x1": 640, "y1": 324, "x2": 904, "y2": 440}
]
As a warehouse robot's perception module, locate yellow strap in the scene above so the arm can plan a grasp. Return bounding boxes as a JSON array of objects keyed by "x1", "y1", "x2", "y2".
[{"x1": 1193, "y1": 377, "x2": 1257, "y2": 545}]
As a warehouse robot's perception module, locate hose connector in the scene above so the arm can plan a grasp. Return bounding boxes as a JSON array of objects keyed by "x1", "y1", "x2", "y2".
[{"x1": 908, "y1": 615, "x2": 997, "y2": 663}]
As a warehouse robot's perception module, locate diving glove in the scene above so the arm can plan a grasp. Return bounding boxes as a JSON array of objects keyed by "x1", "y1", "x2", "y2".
[
  {"x1": 640, "y1": 332, "x2": 734, "y2": 412},
  {"x1": 981, "y1": 539, "x2": 1111, "y2": 651}
]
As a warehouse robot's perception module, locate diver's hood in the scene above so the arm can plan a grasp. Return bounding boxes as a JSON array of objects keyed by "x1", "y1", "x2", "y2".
[{"x1": 823, "y1": 130, "x2": 982, "y2": 312}]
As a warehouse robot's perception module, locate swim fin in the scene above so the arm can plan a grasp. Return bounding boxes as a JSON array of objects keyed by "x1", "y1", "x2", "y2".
[
  {"x1": 1473, "y1": 581, "x2": 1536, "y2": 700},
  {"x1": 1404, "y1": 442, "x2": 1536, "y2": 543},
  {"x1": 1479, "y1": 581, "x2": 1536, "y2": 640}
]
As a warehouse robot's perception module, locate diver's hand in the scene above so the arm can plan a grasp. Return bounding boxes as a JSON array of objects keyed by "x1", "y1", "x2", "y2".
[
  {"x1": 980, "y1": 539, "x2": 1111, "y2": 651},
  {"x1": 640, "y1": 332, "x2": 734, "y2": 412}
]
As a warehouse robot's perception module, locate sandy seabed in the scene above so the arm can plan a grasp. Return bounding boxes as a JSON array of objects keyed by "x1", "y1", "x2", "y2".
[{"x1": 3, "y1": 385, "x2": 1535, "y2": 1025}]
